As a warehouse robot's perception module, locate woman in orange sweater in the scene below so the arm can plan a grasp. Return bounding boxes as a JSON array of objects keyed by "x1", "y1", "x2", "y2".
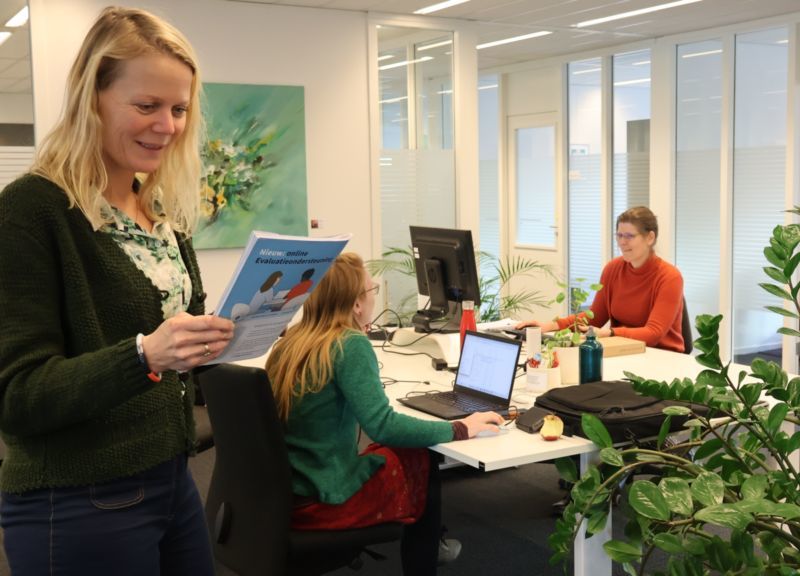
[{"x1": 517, "y1": 206, "x2": 685, "y2": 353}]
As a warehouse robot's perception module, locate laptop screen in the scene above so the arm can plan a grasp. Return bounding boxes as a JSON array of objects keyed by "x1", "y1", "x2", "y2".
[{"x1": 455, "y1": 331, "x2": 521, "y2": 399}]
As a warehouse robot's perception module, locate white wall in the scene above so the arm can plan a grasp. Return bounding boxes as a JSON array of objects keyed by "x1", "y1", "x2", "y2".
[
  {"x1": 28, "y1": 0, "x2": 373, "y2": 307},
  {"x1": 0, "y1": 94, "x2": 33, "y2": 124}
]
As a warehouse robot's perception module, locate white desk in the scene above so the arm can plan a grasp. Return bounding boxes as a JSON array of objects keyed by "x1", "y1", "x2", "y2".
[{"x1": 375, "y1": 338, "x2": 715, "y2": 576}]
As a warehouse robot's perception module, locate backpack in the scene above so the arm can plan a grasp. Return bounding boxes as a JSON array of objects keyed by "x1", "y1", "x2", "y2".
[{"x1": 532, "y1": 380, "x2": 707, "y2": 443}]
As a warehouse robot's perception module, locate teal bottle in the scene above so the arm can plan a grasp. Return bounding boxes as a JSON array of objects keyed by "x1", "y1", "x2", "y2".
[{"x1": 579, "y1": 327, "x2": 603, "y2": 384}]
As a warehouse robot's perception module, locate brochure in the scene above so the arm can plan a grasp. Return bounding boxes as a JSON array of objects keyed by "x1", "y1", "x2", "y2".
[{"x1": 208, "y1": 230, "x2": 352, "y2": 364}]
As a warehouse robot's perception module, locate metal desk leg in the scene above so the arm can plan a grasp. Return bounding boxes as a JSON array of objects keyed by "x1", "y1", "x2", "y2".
[{"x1": 573, "y1": 450, "x2": 611, "y2": 576}]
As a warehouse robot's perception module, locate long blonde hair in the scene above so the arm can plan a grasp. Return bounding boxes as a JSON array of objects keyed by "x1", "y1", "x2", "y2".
[
  {"x1": 32, "y1": 6, "x2": 203, "y2": 233},
  {"x1": 267, "y1": 253, "x2": 367, "y2": 421}
]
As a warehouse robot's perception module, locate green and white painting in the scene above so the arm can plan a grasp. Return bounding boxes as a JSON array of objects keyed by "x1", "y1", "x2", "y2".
[{"x1": 195, "y1": 83, "x2": 308, "y2": 249}]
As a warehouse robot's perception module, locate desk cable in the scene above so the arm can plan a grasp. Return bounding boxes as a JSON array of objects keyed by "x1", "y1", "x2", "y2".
[{"x1": 381, "y1": 377, "x2": 431, "y2": 388}]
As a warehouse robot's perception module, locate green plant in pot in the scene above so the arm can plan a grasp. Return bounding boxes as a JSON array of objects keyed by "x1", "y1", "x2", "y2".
[
  {"x1": 540, "y1": 279, "x2": 603, "y2": 375},
  {"x1": 365, "y1": 246, "x2": 553, "y2": 324},
  {"x1": 547, "y1": 216, "x2": 800, "y2": 574}
]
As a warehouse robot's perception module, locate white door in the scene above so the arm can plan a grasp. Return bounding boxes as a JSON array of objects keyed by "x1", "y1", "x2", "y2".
[{"x1": 506, "y1": 113, "x2": 565, "y2": 322}]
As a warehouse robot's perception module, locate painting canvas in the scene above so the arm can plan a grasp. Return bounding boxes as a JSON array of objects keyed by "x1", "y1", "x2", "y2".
[{"x1": 195, "y1": 83, "x2": 308, "y2": 249}]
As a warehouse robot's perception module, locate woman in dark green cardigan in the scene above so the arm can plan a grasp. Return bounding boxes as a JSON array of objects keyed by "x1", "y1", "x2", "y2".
[
  {"x1": 0, "y1": 7, "x2": 233, "y2": 576},
  {"x1": 267, "y1": 253, "x2": 503, "y2": 575}
]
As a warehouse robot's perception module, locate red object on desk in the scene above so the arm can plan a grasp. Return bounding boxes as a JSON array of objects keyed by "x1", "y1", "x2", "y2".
[{"x1": 459, "y1": 300, "x2": 477, "y2": 349}]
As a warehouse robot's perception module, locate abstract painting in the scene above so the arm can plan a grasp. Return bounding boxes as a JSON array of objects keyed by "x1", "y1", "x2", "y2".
[{"x1": 194, "y1": 83, "x2": 308, "y2": 249}]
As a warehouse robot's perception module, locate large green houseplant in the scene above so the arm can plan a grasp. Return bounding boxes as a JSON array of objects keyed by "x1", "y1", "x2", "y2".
[
  {"x1": 366, "y1": 246, "x2": 554, "y2": 323},
  {"x1": 548, "y1": 214, "x2": 800, "y2": 575}
]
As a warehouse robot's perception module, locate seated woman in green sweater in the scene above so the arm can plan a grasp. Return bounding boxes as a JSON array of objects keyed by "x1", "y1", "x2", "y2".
[{"x1": 266, "y1": 253, "x2": 502, "y2": 575}]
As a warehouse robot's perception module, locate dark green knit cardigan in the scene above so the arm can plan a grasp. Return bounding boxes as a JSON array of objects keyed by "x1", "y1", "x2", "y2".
[{"x1": 0, "y1": 174, "x2": 205, "y2": 493}]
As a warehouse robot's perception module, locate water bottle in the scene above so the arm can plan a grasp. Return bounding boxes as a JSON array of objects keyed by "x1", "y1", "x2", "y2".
[
  {"x1": 579, "y1": 327, "x2": 603, "y2": 384},
  {"x1": 459, "y1": 300, "x2": 477, "y2": 349}
]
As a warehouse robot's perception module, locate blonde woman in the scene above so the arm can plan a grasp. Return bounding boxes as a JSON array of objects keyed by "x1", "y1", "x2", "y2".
[
  {"x1": 0, "y1": 7, "x2": 233, "y2": 575},
  {"x1": 267, "y1": 253, "x2": 502, "y2": 575}
]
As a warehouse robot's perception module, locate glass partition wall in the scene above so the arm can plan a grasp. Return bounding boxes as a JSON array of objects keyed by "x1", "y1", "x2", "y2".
[
  {"x1": 612, "y1": 49, "x2": 651, "y2": 257},
  {"x1": 377, "y1": 26, "x2": 455, "y2": 318},
  {"x1": 675, "y1": 40, "x2": 723, "y2": 347},
  {"x1": 731, "y1": 27, "x2": 787, "y2": 364},
  {"x1": 675, "y1": 27, "x2": 789, "y2": 364},
  {"x1": 567, "y1": 58, "x2": 603, "y2": 305}
]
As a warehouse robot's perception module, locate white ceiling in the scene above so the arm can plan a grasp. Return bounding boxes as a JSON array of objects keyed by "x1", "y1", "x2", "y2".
[
  {"x1": 0, "y1": 0, "x2": 30, "y2": 96},
  {"x1": 2, "y1": 0, "x2": 799, "y2": 98},
  {"x1": 238, "y1": 0, "x2": 800, "y2": 68}
]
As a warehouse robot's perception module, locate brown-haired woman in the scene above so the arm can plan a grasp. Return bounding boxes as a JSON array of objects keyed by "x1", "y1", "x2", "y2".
[
  {"x1": 517, "y1": 206, "x2": 685, "y2": 352},
  {"x1": 267, "y1": 253, "x2": 503, "y2": 575},
  {"x1": 0, "y1": 7, "x2": 233, "y2": 575}
]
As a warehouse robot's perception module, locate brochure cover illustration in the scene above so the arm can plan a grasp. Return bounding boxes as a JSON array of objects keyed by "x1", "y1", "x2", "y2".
[{"x1": 210, "y1": 231, "x2": 351, "y2": 364}]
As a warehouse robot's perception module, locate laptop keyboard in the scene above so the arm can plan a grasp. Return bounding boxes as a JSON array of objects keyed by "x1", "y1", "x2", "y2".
[{"x1": 433, "y1": 391, "x2": 501, "y2": 412}]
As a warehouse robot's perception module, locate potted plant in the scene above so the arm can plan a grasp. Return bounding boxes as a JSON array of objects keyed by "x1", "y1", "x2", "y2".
[
  {"x1": 538, "y1": 278, "x2": 603, "y2": 385},
  {"x1": 548, "y1": 215, "x2": 800, "y2": 574},
  {"x1": 365, "y1": 246, "x2": 554, "y2": 324}
]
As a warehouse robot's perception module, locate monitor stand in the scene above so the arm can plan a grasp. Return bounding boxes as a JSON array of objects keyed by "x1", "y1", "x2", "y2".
[{"x1": 390, "y1": 328, "x2": 461, "y2": 367}]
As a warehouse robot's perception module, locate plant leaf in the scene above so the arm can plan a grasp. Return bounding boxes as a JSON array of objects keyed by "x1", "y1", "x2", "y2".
[
  {"x1": 763, "y1": 266, "x2": 789, "y2": 283},
  {"x1": 759, "y1": 282, "x2": 793, "y2": 301},
  {"x1": 692, "y1": 471, "x2": 725, "y2": 506},
  {"x1": 600, "y1": 447, "x2": 624, "y2": 467},
  {"x1": 629, "y1": 480, "x2": 671, "y2": 521},
  {"x1": 602, "y1": 540, "x2": 642, "y2": 563},
  {"x1": 765, "y1": 305, "x2": 799, "y2": 318},
  {"x1": 739, "y1": 382, "x2": 763, "y2": 407},
  {"x1": 659, "y1": 477, "x2": 693, "y2": 516},
  {"x1": 652, "y1": 533, "x2": 685, "y2": 554},
  {"x1": 764, "y1": 502, "x2": 800, "y2": 520},
  {"x1": 554, "y1": 457, "x2": 578, "y2": 483},
  {"x1": 586, "y1": 508, "x2": 610, "y2": 536},
  {"x1": 767, "y1": 403, "x2": 789, "y2": 435},
  {"x1": 695, "y1": 504, "x2": 753, "y2": 531},
  {"x1": 581, "y1": 413, "x2": 613, "y2": 449},
  {"x1": 784, "y1": 250, "x2": 800, "y2": 278},
  {"x1": 741, "y1": 474, "x2": 767, "y2": 500},
  {"x1": 656, "y1": 414, "x2": 672, "y2": 449},
  {"x1": 693, "y1": 437, "x2": 724, "y2": 462},
  {"x1": 663, "y1": 405, "x2": 691, "y2": 416}
]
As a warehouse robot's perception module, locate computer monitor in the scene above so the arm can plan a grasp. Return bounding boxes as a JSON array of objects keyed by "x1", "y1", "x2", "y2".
[{"x1": 409, "y1": 225, "x2": 480, "y2": 333}]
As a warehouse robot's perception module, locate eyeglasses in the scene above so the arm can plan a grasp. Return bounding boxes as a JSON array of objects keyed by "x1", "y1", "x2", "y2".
[
  {"x1": 364, "y1": 283, "x2": 380, "y2": 295},
  {"x1": 615, "y1": 232, "x2": 640, "y2": 242}
]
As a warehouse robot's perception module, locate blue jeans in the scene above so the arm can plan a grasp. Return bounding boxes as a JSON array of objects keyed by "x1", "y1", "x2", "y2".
[{"x1": 0, "y1": 455, "x2": 214, "y2": 576}]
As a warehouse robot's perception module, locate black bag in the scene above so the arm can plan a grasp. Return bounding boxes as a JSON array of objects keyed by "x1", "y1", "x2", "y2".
[{"x1": 532, "y1": 380, "x2": 706, "y2": 443}]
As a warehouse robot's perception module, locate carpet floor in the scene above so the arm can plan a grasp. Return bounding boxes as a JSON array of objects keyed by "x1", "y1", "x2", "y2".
[{"x1": 0, "y1": 447, "x2": 666, "y2": 576}]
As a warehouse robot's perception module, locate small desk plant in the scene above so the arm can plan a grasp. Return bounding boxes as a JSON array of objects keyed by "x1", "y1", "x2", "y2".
[
  {"x1": 533, "y1": 279, "x2": 602, "y2": 383},
  {"x1": 548, "y1": 214, "x2": 800, "y2": 574}
]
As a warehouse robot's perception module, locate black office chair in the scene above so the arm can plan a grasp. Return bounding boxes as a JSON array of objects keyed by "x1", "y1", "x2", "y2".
[
  {"x1": 681, "y1": 297, "x2": 693, "y2": 355},
  {"x1": 198, "y1": 363, "x2": 404, "y2": 576}
]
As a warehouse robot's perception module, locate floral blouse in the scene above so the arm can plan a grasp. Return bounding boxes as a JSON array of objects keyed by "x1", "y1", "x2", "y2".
[{"x1": 100, "y1": 200, "x2": 192, "y2": 320}]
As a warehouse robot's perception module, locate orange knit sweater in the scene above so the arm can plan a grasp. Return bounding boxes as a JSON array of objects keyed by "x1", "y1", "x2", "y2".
[{"x1": 557, "y1": 255, "x2": 685, "y2": 353}]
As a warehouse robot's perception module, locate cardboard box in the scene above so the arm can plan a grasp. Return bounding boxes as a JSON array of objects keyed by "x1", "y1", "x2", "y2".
[{"x1": 597, "y1": 336, "x2": 646, "y2": 357}]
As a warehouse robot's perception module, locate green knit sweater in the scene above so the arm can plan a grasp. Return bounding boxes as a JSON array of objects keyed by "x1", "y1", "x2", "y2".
[
  {"x1": 282, "y1": 332, "x2": 454, "y2": 504},
  {"x1": 0, "y1": 174, "x2": 205, "y2": 493}
]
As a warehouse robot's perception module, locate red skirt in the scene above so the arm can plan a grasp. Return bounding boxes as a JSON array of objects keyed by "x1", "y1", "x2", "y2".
[{"x1": 291, "y1": 444, "x2": 430, "y2": 530}]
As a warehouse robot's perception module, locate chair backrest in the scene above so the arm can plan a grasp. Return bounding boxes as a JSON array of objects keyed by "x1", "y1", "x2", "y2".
[
  {"x1": 198, "y1": 363, "x2": 291, "y2": 576},
  {"x1": 681, "y1": 297, "x2": 693, "y2": 355}
]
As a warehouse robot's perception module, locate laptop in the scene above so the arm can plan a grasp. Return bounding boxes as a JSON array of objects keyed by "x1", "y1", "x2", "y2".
[{"x1": 398, "y1": 330, "x2": 522, "y2": 420}]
